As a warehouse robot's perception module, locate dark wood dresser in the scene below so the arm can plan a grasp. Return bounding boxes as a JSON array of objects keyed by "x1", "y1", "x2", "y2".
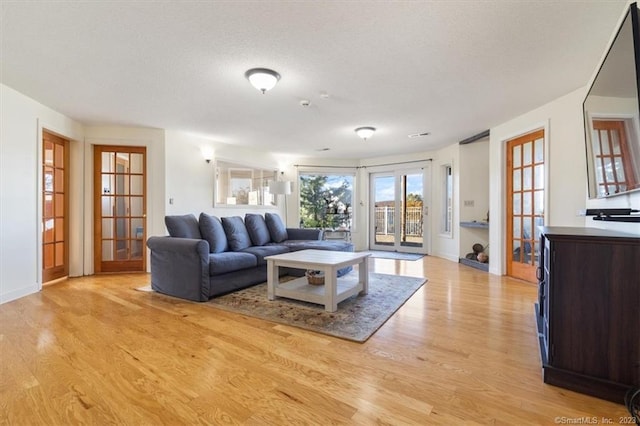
[{"x1": 536, "y1": 226, "x2": 640, "y2": 403}]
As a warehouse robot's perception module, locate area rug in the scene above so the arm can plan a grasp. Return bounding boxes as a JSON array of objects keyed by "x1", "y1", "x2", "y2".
[
  {"x1": 207, "y1": 273, "x2": 427, "y2": 342},
  {"x1": 362, "y1": 250, "x2": 425, "y2": 261}
]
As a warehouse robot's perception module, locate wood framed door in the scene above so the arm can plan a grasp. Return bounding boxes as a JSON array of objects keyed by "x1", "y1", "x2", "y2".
[
  {"x1": 94, "y1": 146, "x2": 146, "y2": 273},
  {"x1": 42, "y1": 131, "x2": 69, "y2": 283},
  {"x1": 506, "y1": 129, "x2": 544, "y2": 283}
]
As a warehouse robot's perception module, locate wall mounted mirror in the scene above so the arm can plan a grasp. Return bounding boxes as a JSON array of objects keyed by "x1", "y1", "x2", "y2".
[
  {"x1": 214, "y1": 159, "x2": 277, "y2": 207},
  {"x1": 584, "y1": 3, "x2": 640, "y2": 198}
]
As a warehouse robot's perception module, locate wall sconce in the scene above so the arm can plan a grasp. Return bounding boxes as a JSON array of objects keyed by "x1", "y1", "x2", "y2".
[{"x1": 201, "y1": 146, "x2": 214, "y2": 163}]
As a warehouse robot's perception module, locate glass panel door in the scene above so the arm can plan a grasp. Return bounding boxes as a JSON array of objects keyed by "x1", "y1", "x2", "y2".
[
  {"x1": 42, "y1": 131, "x2": 69, "y2": 283},
  {"x1": 372, "y1": 174, "x2": 395, "y2": 247},
  {"x1": 94, "y1": 145, "x2": 146, "y2": 273},
  {"x1": 506, "y1": 129, "x2": 544, "y2": 283},
  {"x1": 400, "y1": 172, "x2": 424, "y2": 248},
  {"x1": 370, "y1": 170, "x2": 425, "y2": 253}
]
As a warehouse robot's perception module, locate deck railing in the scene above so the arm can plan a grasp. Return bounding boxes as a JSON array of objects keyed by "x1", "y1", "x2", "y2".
[{"x1": 374, "y1": 206, "x2": 423, "y2": 236}]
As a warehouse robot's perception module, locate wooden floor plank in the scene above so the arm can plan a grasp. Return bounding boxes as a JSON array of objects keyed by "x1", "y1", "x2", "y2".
[{"x1": 0, "y1": 255, "x2": 630, "y2": 424}]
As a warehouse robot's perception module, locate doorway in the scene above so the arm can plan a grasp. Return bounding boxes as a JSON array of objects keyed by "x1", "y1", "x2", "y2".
[
  {"x1": 93, "y1": 146, "x2": 146, "y2": 273},
  {"x1": 369, "y1": 169, "x2": 426, "y2": 253},
  {"x1": 506, "y1": 129, "x2": 545, "y2": 283},
  {"x1": 42, "y1": 131, "x2": 69, "y2": 283}
]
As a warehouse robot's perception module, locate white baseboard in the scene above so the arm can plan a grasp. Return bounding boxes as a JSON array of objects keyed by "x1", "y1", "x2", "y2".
[
  {"x1": 0, "y1": 283, "x2": 40, "y2": 305},
  {"x1": 434, "y1": 253, "x2": 460, "y2": 263}
]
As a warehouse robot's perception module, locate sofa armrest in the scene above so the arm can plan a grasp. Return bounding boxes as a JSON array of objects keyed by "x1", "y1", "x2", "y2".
[
  {"x1": 286, "y1": 228, "x2": 323, "y2": 241},
  {"x1": 146, "y1": 236, "x2": 211, "y2": 302}
]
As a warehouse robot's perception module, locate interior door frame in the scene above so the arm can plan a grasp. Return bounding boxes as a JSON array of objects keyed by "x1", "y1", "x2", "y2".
[
  {"x1": 369, "y1": 165, "x2": 429, "y2": 254},
  {"x1": 93, "y1": 145, "x2": 147, "y2": 273},
  {"x1": 505, "y1": 128, "x2": 546, "y2": 283},
  {"x1": 41, "y1": 130, "x2": 70, "y2": 284},
  {"x1": 36, "y1": 122, "x2": 81, "y2": 288}
]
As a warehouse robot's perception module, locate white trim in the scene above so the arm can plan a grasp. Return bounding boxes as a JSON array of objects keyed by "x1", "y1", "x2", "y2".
[
  {"x1": 368, "y1": 168, "x2": 428, "y2": 254},
  {"x1": 497, "y1": 120, "x2": 550, "y2": 276},
  {"x1": 37, "y1": 120, "x2": 82, "y2": 286},
  {"x1": 0, "y1": 283, "x2": 40, "y2": 305},
  {"x1": 439, "y1": 162, "x2": 454, "y2": 238}
]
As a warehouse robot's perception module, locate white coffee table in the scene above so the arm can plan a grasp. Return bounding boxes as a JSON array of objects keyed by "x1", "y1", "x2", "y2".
[{"x1": 265, "y1": 249, "x2": 371, "y2": 312}]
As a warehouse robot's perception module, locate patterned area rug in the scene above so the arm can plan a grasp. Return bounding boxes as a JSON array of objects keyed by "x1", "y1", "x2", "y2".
[
  {"x1": 362, "y1": 251, "x2": 425, "y2": 261},
  {"x1": 207, "y1": 273, "x2": 427, "y2": 342}
]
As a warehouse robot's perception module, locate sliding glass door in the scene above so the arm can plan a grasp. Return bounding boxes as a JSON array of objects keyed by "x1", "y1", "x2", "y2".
[{"x1": 370, "y1": 169, "x2": 426, "y2": 253}]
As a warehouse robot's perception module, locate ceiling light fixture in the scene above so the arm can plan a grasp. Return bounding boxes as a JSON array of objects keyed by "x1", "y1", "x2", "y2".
[
  {"x1": 245, "y1": 68, "x2": 281, "y2": 94},
  {"x1": 355, "y1": 126, "x2": 376, "y2": 140}
]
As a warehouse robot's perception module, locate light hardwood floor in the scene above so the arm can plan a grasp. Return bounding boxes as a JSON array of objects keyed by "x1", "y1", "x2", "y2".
[{"x1": 0, "y1": 256, "x2": 630, "y2": 425}]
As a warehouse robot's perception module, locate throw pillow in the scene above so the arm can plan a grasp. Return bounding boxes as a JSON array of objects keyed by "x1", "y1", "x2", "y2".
[
  {"x1": 265, "y1": 212, "x2": 288, "y2": 243},
  {"x1": 221, "y1": 216, "x2": 253, "y2": 251},
  {"x1": 165, "y1": 214, "x2": 201, "y2": 239},
  {"x1": 199, "y1": 213, "x2": 228, "y2": 253},
  {"x1": 245, "y1": 214, "x2": 272, "y2": 246}
]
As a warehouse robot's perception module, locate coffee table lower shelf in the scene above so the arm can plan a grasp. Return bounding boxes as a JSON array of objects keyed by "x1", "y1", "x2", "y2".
[
  {"x1": 265, "y1": 249, "x2": 371, "y2": 312},
  {"x1": 273, "y1": 275, "x2": 364, "y2": 307}
]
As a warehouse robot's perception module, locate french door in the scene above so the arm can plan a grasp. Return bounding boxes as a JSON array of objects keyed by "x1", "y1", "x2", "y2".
[
  {"x1": 370, "y1": 169, "x2": 426, "y2": 253},
  {"x1": 42, "y1": 131, "x2": 69, "y2": 283},
  {"x1": 93, "y1": 146, "x2": 146, "y2": 273},
  {"x1": 506, "y1": 129, "x2": 545, "y2": 283}
]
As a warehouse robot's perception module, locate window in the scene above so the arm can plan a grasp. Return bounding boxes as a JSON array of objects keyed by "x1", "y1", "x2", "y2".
[
  {"x1": 441, "y1": 165, "x2": 453, "y2": 235},
  {"x1": 298, "y1": 171, "x2": 355, "y2": 230},
  {"x1": 214, "y1": 160, "x2": 277, "y2": 207}
]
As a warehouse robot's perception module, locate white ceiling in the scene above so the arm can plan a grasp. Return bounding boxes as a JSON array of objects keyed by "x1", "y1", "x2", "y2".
[{"x1": 0, "y1": 1, "x2": 630, "y2": 159}]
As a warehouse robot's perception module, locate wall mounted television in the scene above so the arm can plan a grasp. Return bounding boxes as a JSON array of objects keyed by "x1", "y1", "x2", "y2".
[{"x1": 583, "y1": 2, "x2": 640, "y2": 199}]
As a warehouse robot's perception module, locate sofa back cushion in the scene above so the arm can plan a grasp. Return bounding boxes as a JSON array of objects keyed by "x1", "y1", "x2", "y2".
[
  {"x1": 165, "y1": 214, "x2": 201, "y2": 239},
  {"x1": 221, "y1": 216, "x2": 253, "y2": 251},
  {"x1": 199, "y1": 213, "x2": 228, "y2": 253},
  {"x1": 265, "y1": 212, "x2": 288, "y2": 243},
  {"x1": 245, "y1": 214, "x2": 272, "y2": 246}
]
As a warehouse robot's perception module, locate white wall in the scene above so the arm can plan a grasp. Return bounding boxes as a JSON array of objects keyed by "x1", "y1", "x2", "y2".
[
  {"x1": 459, "y1": 138, "x2": 490, "y2": 259},
  {"x1": 164, "y1": 130, "x2": 288, "y2": 226},
  {"x1": 0, "y1": 84, "x2": 84, "y2": 304},
  {"x1": 489, "y1": 86, "x2": 640, "y2": 276},
  {"x1": 84, "y1": 126, "x2": 166, "y2": 274},
  {"x1": 430, "y1": 143, "x2": 460, "y2": 262},
  {"x1": 490, "y1": 89, "x2": 582, "y2": 275}
]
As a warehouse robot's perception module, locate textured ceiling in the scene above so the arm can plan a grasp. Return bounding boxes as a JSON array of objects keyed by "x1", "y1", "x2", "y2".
[{"x1": 0, "y1": 1, "x2": 630, "y2": 159}]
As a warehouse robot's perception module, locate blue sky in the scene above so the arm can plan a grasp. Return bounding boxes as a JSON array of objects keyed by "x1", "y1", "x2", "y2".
[
  {"x1": 319, "y1": 174, "x2": 423, "y2": 203},
  {"x1": 375, "y1": 174, "x2": 423, "y2": 202}
]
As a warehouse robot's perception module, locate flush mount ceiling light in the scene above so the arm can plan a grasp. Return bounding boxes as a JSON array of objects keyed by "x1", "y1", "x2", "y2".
[
  {"x1": 245, "y1": 68, "x2": 281, "y2": 94},
  {"x1": 355, "y1": 126, "x2": 376, "y2": 140}
]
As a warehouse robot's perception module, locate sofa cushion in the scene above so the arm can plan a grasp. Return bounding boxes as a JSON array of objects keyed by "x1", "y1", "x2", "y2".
[
  {"x1": 241, "y1": 245, "x2": 290, "y2": 266},
  {"x1": 245, "y1": 214, "x2": 272, "y2": 246},
  {"x1": 199, "y1": 213, "x2": 228, "y2": 253},
  {"x1": 278, "y1": 240, "x2": 354, "y2": 253},
  {"x1": 265, "y1": 212, "x2": 288, "y2": 243},
  {"x1": 208, "y1": 252, "x2": 257, "y2": 276},
  {"x1": 221, "y1": 216, "x2": 253, "y2": 251},
  {"x1": 165, "y1": 214, "x2": 201, "y2": 239}
]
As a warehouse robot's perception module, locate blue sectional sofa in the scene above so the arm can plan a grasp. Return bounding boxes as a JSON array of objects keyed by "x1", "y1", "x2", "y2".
[{"x1": 146, "y1": 212, "x2": 354, "y2": 302}]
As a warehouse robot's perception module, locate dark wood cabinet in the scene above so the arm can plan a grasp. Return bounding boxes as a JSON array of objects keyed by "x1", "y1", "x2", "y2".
[{"x1": 536, "y1": 226, "x2": 640, "y2": 403}]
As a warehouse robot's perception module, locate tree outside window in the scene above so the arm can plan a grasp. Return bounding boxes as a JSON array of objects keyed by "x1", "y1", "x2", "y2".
[{"x1": 299, "y1": 173, "x2": 354, "y2": 229}]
